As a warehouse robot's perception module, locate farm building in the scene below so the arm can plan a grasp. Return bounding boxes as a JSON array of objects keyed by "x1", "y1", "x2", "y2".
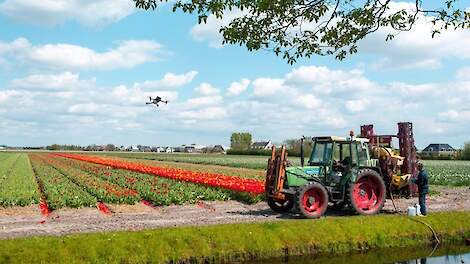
[
  {"x1": 420, "y1": 143, "x2": 456, "y2": 158},
  {"x1": 203, "y1": 145, "x2": 226, "y2": 154},
  {"x1": 252, "y1": 140, "x2": 273, "y2": 150}
]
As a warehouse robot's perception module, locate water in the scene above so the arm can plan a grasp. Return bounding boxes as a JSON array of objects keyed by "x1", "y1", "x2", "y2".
[{"x1": 250, "y1": 244, "x2": 470, "y2": 264}]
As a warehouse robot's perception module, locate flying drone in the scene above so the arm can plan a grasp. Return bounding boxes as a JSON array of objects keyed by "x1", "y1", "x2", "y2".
[{"x1": 146, "y1": 96, "x2": 168, "y2": 107}]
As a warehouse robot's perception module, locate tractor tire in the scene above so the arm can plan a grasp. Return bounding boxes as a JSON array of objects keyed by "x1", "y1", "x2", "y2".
[
  {"x1": 349, "y1": 169, "x2": 386, "y2": 215},
  {"x1": 267, "y1": 196, "x2": 294, "y2": 213},
  {"x1": 298, "y1": 183, "x2": 329, "y2": 219}
]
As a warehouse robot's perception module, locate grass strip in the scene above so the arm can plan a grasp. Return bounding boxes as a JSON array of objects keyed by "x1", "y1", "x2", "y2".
[{"x1": 1, "y1": 211, "x2": 469, "y2": 263}]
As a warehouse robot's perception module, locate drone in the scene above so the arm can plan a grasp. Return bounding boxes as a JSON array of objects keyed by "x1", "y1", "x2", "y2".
[{"x1": 146, "y1": 96, "x2": 168, "y2": 107}]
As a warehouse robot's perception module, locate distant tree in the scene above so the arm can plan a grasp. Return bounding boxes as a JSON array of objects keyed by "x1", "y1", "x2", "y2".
[
  {"x1": 284, "y1": 137, "x2": 314, "y2": 157},
  {"x1": 47, "y1": 144, "x2": 61, "y2": 151},
  {"x1": 134, "y1": 0, "x2": 469, "y2": 64},
  {"x1": 104, "y1": 144, "x2": 116, "y2": 151},
  {"x1": 230, "y1": 132, "x2": 252, "y2": 150},
  {"x1": 463, "y1": 142, "x2": 470, "y2": 160}
]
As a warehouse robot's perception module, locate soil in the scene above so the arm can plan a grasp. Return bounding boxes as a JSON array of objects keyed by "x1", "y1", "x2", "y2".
[{"x1": 0, "y1": 186, "x2": 469, "y2": 240}]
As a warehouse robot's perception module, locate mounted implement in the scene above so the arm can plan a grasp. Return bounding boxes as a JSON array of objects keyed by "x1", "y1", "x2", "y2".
[{"x1": 265, "y1": 122, "x2": 418, "y2": 218}]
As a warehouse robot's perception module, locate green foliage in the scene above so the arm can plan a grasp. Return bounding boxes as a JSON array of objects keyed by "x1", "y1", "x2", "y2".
[
  {"x1": 1, "y1": 211, "x2": 470, "y2": 263},
  {"x1": 133, "y1": 0, "x2": 470, "y2": 64},
  {"x1": 226, "y1": 149, "x2": 272, "y2": 156},
  {"x1": 46, "y1": 144, "x2": 83, "y2": 151},
  {"x1": 29, "y1": 154, "x2": 97, "y2": 210},
  {"x1": 284, "y1": 137, "x2": 314, "y2": 157},
  {"x1": 462, "y1": 142, "x2": 470, "y2": 160},
  {"x1": 423, "y1": 160, "x2": 470, "y2": 186},
  {"x1": 0, "y1": 154, "x2": 39, "y2": 207},
  {"x1": 230, "y1": 132, "x2": 252, "y2": 150}
]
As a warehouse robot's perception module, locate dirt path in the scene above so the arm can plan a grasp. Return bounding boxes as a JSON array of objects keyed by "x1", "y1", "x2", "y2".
[{"x1": 1, "y1": 186, "x2": 469, "y2": 240}]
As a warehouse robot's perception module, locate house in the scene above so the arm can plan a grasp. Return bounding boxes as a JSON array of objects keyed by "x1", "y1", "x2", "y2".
[
  {"x1": 421, "y1": 143, "x2": 456, "y2": 158},
  {"x1": 184, "y1": 145, "x2": 196, "y2": 153},
  {"x1": 165, "y1": 147, "x2": 173, "y2": 153},
  {"x1": 252, "y1": 140, "x2": 273, "y2": 150},
  {"x1": 0, "y1": 146, "x2": 5, "y2": 150},
  {"x1": 201, "y1": 145, "x2": 226, "y2": 154},
  {"x1": 127, "y1": 145, "x2": 139, "y2": 152}
]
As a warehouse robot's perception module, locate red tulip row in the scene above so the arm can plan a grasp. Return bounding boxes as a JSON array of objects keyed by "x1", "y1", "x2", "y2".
[{"x1": 55, "y1": 153, "x2": 265, "y2": 194}]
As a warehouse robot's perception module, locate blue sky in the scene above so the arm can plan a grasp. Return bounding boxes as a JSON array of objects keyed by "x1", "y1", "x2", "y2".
[{"x1": 0, "y1": 0, "x2": 469, "y2": 149}]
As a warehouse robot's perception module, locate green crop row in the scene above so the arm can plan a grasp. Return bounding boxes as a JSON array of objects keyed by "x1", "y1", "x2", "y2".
[
  {"x1": 29, "y1": 154, "x2": 97, "y2": 210},
  {"x1": 0, "y1": 154, "x2": 39, "y2": 207},
  {"x1": 43, "y1": 156, "x2": 140, "y2": 204},
  {"x1": 423, "y1": 160, "x2": 470, "y2": 186}
]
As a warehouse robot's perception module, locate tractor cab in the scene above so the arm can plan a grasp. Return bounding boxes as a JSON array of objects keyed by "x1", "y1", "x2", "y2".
[{"x1": 308, "y1": 136, "x2": 374, "y2": 185}]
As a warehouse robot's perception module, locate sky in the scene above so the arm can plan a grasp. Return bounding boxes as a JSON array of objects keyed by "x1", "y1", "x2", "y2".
[{"x1": 0, "y1": 0, "x2": 469, "y2": 149}]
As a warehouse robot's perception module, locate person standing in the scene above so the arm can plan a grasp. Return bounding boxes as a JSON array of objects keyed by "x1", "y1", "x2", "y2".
[{"x1": 415, "y1": 163, "x2": 429, "y2": 216}]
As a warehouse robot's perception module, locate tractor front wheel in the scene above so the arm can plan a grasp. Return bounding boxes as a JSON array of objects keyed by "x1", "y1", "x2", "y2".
[
  {"x1": 298, "y1": 183, "x2": 328, "y2": 219},
  {"x1": 349, "y1": 169, "x2": 386, "y2": 215},
  {"x1": 267, "y1": 196, "x2": 294, "y2": 213}
]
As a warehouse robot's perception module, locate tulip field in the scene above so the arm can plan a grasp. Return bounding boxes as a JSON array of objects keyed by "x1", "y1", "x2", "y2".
[
  {"x1": 0, "y1": 152, "x2": 264, "y2": 211},
  {"x1": 0, "y1": 151, "x2": 469, "y2": 212}
]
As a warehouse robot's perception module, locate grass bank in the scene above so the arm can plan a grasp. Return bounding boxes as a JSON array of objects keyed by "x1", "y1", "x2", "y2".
[{"x1": 1, "y1": 211, "x2": 469, "y2": 263}]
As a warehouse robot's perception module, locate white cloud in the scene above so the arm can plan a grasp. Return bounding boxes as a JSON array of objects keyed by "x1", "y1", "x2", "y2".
[
  {"x1": 359, "y1": 2, "x2": 470, "y2": 69},
  {"x1": 226, "y1": 79, "x2": 250, "y2": 96},
  {"x1": 195, "y1": 83, "x2": 220, "y2": 95},
  {"x1": 2, "y1": 63, "x2": 470, "y2": 147},
  {"x1": 438, "y1": 110, "x2": 470, "y2": 123},
  {"x1": 0, "y1": 0, "x2": 134, "y2": 26},
  {"x1": 187, "y1": 96, "x2": 223, "y2": 108},
  {"x1": 190, "y1": 9, "x2": 244, "y2": 48},
  {"x1": 252, "y1": 78, "x2": 286, "y2": 97},
  {"x1": 179, "y1": 107, "x2": 227, "y2": 120},
  {"x1": 68, "y1": 103, "x2": 100, "y2": 114},
  {"x1": 346, "y1": 99, "x2": 369, "y2": 113},
  {"x1": 389, "y1": 82, "x2": 437, "y2": 97},
  {"x1": 0, "y1": 38, "x2": 162, "y2": 71},
  {"x1": 297, "y1": 94, "x2": 322, "y2": 109},
  {"x1": 133, "y1": 71, "x2": 198, "y2": 90},
  {"x1": 9, "y1": 72, "x2": 92, "y2": 91},
  {"x1": 457, "y1": 67, "x2": 470, "y2": 81},
  {"x1": 285, "y1": 66, "x2": 376, "y2": 94}
]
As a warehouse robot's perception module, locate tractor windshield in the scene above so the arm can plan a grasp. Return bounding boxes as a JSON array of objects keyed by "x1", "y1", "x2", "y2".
[{"x1": 309, "y1": 142, "x2": 333, "y2": 165}]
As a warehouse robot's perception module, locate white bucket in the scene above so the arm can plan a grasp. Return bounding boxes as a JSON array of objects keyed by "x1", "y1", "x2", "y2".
[
  {"x1": 408, "y1": 206, "x2": 417, "y2": 217},
  {"x1": 415, "y1": 204, "x2": 421, "y2": 215}
]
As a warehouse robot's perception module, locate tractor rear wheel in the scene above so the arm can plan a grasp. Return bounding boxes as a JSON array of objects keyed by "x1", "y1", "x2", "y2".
[
  {"x1": 267, "y1": 196, "x2": 294, "y2": 213},
  {"x1": 349, "y1": 169, "x2": 386, "y2": 215},
  {"x1": 298, "y1": 183, "x2": 328, "y2": 219}
]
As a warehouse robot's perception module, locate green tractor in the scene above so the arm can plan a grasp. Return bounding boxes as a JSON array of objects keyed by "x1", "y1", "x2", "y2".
[
  {"x1": 266, "y1": 123, "x2": 418, "y2": 218},
  {"x1": 266, "y1": 136, "x2": 387, "y2": 218}
]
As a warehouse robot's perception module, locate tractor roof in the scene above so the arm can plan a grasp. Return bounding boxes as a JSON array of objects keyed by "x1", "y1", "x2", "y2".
[{"x1": 313, "y1": 136, "x2": 369, "y2": 143}]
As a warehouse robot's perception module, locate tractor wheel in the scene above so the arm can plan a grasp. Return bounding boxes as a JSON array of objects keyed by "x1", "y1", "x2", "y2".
[
  {"x1": 298, "y1": 183, "x2": 328, "y2": 219},
  {"x1": 267, "y1": 196, "x2": 294, "y2": 213},
  {"x1": 349, "y1": 169, "x2": 386, "y2": 215}
]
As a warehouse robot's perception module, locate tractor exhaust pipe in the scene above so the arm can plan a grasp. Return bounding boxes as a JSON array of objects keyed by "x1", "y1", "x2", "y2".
[{"x1": 300, "y1": 136, "x2": 305, "y2": 167}]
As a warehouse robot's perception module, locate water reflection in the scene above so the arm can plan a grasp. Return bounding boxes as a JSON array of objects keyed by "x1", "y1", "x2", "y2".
[
  {"x1": 396, "y1": 252, "x2": 469, "y2": 264},
  {"x1": 249, "y1": 245, "x2": 470, "y2": 264}
]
